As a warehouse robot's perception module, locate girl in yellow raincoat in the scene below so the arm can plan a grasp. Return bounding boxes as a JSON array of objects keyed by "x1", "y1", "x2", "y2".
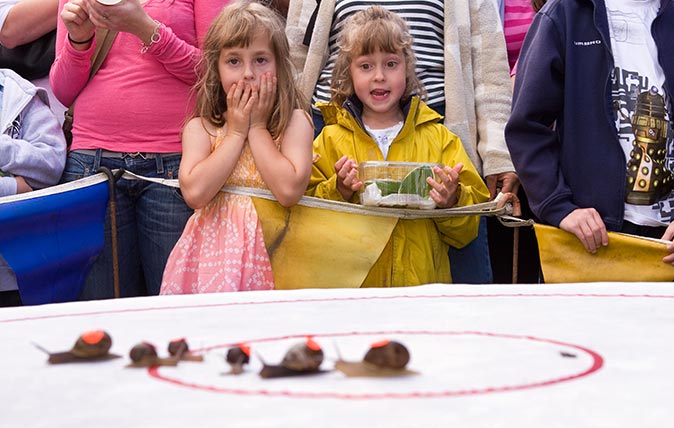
[{"x1": 307, "y1": 6, "x2": 489, "y2": 287}]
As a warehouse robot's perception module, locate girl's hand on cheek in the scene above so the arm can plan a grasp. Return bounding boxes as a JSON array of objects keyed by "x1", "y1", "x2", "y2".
[
  {"x1": 250, "y1": 73, "x2": 277, "y2": 130},
  {"x1": 225, "y1": 81, "x2": 255, "y2": 139}
]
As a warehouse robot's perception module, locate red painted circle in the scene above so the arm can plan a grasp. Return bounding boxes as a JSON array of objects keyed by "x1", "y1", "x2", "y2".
[{"x1": 149, "y1": 330, "x2": 603, "y2": 400}]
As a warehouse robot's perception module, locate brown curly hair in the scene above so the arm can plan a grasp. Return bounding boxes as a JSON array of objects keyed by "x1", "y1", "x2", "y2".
[
  {"x1": 329, "y1": 6, "x2": 425, "y2": 108},
  {"x1": 192, "y1": 0, "x2": 306, "y2": 139}
]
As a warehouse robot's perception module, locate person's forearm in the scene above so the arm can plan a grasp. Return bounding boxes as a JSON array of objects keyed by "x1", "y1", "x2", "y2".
[{"x1": 0, "y1": 0, "x2": 58, "y2": 48}]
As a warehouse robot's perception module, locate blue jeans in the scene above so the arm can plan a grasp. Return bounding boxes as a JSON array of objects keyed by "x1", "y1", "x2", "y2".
[
  {"x1": 448, "y1": 216, "x2": 493, "y2": 284},
  {"x1": 312, "y1": 108, "x2": 325, "y2": 138},
  {"x1": 60, "y1": 150, "x2": 193, "y2": 299}
]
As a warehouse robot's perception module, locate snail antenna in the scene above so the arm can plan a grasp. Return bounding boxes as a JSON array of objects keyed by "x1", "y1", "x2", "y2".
[
  {"x1": 333, "y1": 340, "x2": 343, "y2": 361},
  {"x1": 254, "y1": 350, "x2": 267, "y2": 366},
  {"x1": 31, "y1": 341, "x2": 52, "y2": 355}
]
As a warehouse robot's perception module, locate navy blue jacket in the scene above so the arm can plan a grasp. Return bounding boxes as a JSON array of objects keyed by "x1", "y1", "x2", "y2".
[{"x1": 505, "y1": 0, "x2": 674, "y2": 230}]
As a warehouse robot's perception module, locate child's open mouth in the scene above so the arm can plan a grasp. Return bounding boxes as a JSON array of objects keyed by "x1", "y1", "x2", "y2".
[{"x1": 371, "y1": 89, "x2": 390, "y2": 100}]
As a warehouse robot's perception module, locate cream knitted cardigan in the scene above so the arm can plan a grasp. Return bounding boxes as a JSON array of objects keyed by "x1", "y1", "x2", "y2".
[{"x1": 285, "y1": 0, "x2": 515, "y2": 178}]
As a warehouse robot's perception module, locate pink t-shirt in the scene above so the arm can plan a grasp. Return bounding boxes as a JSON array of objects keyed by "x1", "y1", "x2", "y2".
[
  {"x1": 503, "y1": 0, "x2": 536, "y2": 72},
  {"x1": 51, "y1": 0, "x2": 229, "y2": 153}
]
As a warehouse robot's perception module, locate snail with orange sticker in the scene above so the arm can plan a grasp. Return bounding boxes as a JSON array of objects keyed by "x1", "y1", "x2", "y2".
[
  {"x1": 334, "y1": 339, "x2": 419, "y2": 377},
  {"x1": 258, "y1": 337, "x2": 329, "y2": 378},
  {"x1": 33, "y1": 329, "x2": 122, "y2": 364},
  {"x1": 224, "y1": 343, "x2": 251, "y2": 375}
]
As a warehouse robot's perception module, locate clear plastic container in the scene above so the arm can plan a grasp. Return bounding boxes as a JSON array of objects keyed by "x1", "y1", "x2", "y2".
[{"x1": 357, "y1": 161, "x2": 441, "y2": 209}]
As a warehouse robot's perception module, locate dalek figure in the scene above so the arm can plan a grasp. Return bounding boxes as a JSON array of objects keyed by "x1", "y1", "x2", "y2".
[{"x1": 625, "y1": 86, "x2": 673, "y2": 205}]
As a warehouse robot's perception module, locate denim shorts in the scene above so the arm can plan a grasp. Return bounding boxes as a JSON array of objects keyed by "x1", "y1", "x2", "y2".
[{"x1": 61, "y1": 149, "x2": 193, "y2": 299}]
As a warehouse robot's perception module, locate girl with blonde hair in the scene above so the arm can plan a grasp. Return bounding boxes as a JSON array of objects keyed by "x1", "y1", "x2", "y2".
[{"x1": 308, "y1": 6, "x2": 489, "y2": 286}]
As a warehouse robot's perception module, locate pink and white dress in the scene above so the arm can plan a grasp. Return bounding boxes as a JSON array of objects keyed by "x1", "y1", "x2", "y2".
[{"x1": 160, "y1": 129, "x2": 275, "y2": 294}]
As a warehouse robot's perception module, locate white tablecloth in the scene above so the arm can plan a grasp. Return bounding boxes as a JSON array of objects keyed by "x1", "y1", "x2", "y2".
[{"x1": 1, "y1": 283, "x2": 673, "y2": 427}]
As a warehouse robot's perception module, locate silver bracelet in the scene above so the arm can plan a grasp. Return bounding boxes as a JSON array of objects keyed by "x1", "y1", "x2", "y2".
[{"x1": 140, "y1": 20, "x2": 162, "y2": 54}]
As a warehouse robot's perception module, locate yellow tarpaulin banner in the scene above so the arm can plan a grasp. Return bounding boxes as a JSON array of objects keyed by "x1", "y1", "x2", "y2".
[
  {"x1": 252, "y1": 197, "x2": 398, "y2": 289},
  {"x1": 534, "y1": 223, "x2": 674, "y2": 283}
]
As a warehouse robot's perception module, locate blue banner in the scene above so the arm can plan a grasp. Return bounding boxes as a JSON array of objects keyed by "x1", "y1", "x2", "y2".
[{"x1": 0, "y1": 174, "x2": 109, "y2": 305}]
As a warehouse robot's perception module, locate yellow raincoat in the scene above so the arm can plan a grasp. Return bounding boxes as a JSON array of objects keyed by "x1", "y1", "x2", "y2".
[{"x1": 307, "y1": 97, "x2": 490, "y2": 286}]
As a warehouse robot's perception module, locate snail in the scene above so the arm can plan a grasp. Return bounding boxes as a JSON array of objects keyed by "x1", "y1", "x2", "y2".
[
  {"x1": 33, "y1": 329, "x2": 121, "y2": 364},
  {"x1": 363, "y1": 340, "x2": 410, "y2": 369},
  {"x1": 71, "y1": 330, "x2": 113, "y2": 358},
  {"x1": 126, "y1": 341, "x2": 177, "y2": 368},
  {"x1": 167, "y1": 338, "x2": 187, "y2": 357},
  {"x1": 224, "y1": 344, "x2": 251, "y2": 375},
  {"x1": 259, "y1": 337, "x2": 327, "y2": 378},
  {"x1": 334, "y1": 339, "x2": 418, "y2": 377},
  {"x1": 129, "y1": 342, "x2": 158, "y2": 364},
  {"x1": 281, "y1": 339, "x2": 324, "y2": 371},
  {"x1": 168, "y1": 338, "x2": 203, "y2": 362}
]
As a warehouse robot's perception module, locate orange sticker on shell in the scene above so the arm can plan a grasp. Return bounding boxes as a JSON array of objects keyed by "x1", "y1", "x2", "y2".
[
  {"x1": 81, "y1": 329, "x2": 105, "y2": 344},
  {"x1": 239, "y1": 343, "x2": 251, "y2": 357},
  {"x1": 306, "y1": 337, "x2": 321, "y2": 351},
  {"x1": 370, "y1": 339, "x2": 391, "y2": 348}
]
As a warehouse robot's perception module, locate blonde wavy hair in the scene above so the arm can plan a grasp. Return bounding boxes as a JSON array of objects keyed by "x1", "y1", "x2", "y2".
[
  {"x1": 330, "y1": 6, "x2": 425, "y2": 108},
  {"x1": 192, "y1": 0, "x2": 306, "y2": 139}
]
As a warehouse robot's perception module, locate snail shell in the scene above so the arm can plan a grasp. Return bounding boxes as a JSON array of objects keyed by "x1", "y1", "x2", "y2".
[
  {"x1": 281, "y1": 341, "x2": 323, "y2": 371},
  {"x1": 129, "y1": 342, "x2": 158, "y2": 363},
  {"x1": 226, "y1": 345, "x2": 250, "y2": 375},
  {"x1": 363, "y1": 340, "x2": 409, "y2": 369},
  {"x1": 167, "y1": 338, "x2": 189, "y2": 357},
  {"x1": 70, "y1": 330, "x2": 112, "y2": 358},
  {"x1": 226, "y1": 346, "x2": 250, "y2": 366}
]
